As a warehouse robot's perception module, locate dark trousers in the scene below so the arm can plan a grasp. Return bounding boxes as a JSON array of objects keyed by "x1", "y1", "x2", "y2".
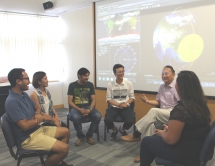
[
  {"x1": 42, "y1": 121, "x2": 67, "y2": 128},
  {"x1": 104, "y1": 106, "x2": 134, "y2": 130},
  {"x1": 140, "y1": 135, "x2": 185, "y2": 166}
]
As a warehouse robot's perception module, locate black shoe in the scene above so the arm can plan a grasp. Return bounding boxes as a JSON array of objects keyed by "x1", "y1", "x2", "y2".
[
  {"x1": 110, "y1": 129, "x2": 118, "y2": 141},
  {"x1": 119, "y1": 126, "x2": 128, "y2": 136}
]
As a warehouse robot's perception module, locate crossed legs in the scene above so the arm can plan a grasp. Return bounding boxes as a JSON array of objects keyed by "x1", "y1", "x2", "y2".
[
  {"x1": 21, "y1": 126, "x2": 71, "y2": 166},
  {"x1": 136, "y1": 108, "x2": 172, "y2": 137},
  {"x1": 45, "y1": 127, "x2": 70, "y2": 166}
]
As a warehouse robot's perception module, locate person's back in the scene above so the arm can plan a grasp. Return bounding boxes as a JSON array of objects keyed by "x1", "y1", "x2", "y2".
[
  {"x1": 170, "y1": 103, "x2": 210, "y2": 165},
  {"x1": 140, "y1": 70, "x2": 211, "y2": 166}
]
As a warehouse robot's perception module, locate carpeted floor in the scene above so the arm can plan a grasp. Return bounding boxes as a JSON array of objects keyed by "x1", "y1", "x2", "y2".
[{"x1": 0, "y1": 108, "x2": 215, "y2": 166}]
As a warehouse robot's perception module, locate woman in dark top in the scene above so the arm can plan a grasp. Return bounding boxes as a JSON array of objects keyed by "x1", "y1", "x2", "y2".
[{"x1": 140, "y1": 71, "x2": 211, "y2": 166}]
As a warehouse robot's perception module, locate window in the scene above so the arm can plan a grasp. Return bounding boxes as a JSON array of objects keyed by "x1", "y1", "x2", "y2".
[{"x1": 0, "y1": 12, "x2": 66, "y2": 81}]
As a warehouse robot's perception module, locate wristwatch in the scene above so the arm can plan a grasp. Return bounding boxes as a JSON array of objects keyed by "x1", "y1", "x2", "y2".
[{"x1": 126, "y1": 102, "x2": 130, "y2": 106}]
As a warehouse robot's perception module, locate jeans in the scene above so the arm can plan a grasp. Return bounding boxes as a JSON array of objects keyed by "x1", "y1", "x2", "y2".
[
  {"x1": 140, "y1": 135, "x2": 185, "y2": 166},
  {"x1": 68, "y1": 106, "x2": 102, "y2": 139}
]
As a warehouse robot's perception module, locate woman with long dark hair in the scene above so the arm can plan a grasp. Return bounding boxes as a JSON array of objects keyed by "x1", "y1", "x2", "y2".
[{"x1": 140, "y1": 71, "x2": 211, "y2": 166}]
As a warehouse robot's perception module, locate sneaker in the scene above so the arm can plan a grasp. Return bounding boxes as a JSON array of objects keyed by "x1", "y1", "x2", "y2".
[
  {"x1": 110, "y1": 128, "x2": 118, "y2": 141},
  {"x1": 58, "y1": 161, "x2": 74, "y2": 166},
  {"x1": 86, "y1": 137, "x2": 95, "y2": 145},
  {"x1": 119, "y1": 126, "x2": 128, "y2": 136},
  {"x1": 75, "y1": 138, "x2": 84, "y2": 146}
]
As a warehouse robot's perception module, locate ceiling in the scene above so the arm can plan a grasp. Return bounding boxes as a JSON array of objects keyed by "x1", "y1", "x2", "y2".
[{"x1": 0, "y1": 0, "x2": 104, "y2": 16}]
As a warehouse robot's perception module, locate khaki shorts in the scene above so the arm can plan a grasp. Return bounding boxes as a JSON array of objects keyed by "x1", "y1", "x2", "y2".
[{"x1": 21, "y1": 126, "x2": 57, "y2": 151}]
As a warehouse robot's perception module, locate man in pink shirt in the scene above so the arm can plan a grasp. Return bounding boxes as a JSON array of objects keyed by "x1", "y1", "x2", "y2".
[{"x1": 121, "y1": 65, "x2": 180, "y2": 163}]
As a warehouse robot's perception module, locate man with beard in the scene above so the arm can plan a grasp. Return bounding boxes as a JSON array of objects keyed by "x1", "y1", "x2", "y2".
[{"x1": 67, "y1": 68, "x2": 101, "y2": 146}]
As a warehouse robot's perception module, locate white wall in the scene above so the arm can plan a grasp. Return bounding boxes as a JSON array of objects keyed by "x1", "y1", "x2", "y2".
[
  {"x1": 25, "y1": 82, "x2": 63, "y2": 105},
  {"x1": 0, "y1": 1, "x2": 94, "y2": 107},
  {"x1": 60, "y1": 6, "x2": 94, "y2": 108}
]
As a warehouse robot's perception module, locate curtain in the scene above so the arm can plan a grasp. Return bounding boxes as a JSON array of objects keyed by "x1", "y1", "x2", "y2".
[{"x1": 0, "y1": 12, "x2": 66, "y2": 81}]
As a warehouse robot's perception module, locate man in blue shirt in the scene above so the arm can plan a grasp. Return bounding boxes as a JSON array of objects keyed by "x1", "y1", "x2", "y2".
[{"x1": 5, "y1": 68, "x2": 73, "y2": 166}]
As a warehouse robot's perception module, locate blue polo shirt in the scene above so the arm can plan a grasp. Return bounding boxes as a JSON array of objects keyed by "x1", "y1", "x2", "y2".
[{"x1": 5, "y1": 90, "x2": 40, "y2": 147}]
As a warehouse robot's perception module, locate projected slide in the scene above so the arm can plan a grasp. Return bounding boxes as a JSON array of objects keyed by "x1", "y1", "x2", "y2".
[
  {"x1": 96, "y1": 0, "x2": 215, "y2": 97},
  {"x1": 96, "y1": 42, "x2": 139, "y2": 86},
  {"x1": 153, "y1": 10, "x2": 204, "y2": 70},
  {"x1": 114, "y1": 46, "x2": 137, "y2": 72},
  {"x1": 96, "y1": 1, "x2": 141, "y2": 86},
  {"x1": 97, "y1": 10, "x2": 140, "y2": 40}
]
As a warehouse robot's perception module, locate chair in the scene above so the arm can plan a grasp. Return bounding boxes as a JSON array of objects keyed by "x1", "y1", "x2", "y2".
[
  {"x1": 104, "y1": 102, "x2": 136, "y2": 141},
  {"x1": 155, "y1": 121, "x2": 215, "y2": 166},
  {"x1": 67, "y1": 106, "x2": 100, "y2": 141},
  {"x1": 0, "y1": 113, "x2": 50, "y2": 166},
  {"x1": 0, "y1": 85, "x2": 10, "y2": 117}
]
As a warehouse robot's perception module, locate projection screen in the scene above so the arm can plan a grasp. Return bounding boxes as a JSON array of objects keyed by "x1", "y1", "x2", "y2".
[{"x1": 95, "y1": 0, "x2": 215, "y2": 97}]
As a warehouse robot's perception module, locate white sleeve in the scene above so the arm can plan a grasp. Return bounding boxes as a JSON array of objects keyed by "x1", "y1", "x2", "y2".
[{"x1": 106, "y1": 83, "x2": 112, "y2": 102}]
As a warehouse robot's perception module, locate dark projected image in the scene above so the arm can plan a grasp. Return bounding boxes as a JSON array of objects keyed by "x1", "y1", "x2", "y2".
[
  {"x1": 114, "y1": 46, "x2": 137, "y2": 72},
  {"x1": 153, "y1": 10, "x2": 204, "y2": 70},
  {"x1": 97, "y1": 10, "x2": 140, "y2": 40},
  {"x1": 97, "y1": 42, "x2": 139, "y2": 86},
  {"x1": 97, "y1": 7, "x2": 141, "y2": 86}
]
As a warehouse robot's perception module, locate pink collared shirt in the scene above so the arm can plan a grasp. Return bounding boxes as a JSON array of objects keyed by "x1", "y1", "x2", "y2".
[{"x1": 156, "y1": 80, "x2": 180, "y2": 109}]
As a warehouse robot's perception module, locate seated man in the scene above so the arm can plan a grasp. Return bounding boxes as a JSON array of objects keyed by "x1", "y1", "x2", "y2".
[
  {"x1": 5, "y1": 68, "x2": 73, "y2": 166},
  {"x1": 67, "y1": 68, "x2": 101, "y2": 146},
  {"x1": 121, "y1": 65, "x2": 180, "y2": 163},
  {"x1": 104, "y1": 64, "x2": 135, "y2": 141}
]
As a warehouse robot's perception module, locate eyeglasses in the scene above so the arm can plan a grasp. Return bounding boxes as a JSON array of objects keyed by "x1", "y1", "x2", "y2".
[
  {"x1": 19, "y1": 77, "x2": 30, "y2": 81},
  {"x1": 116, "y1": 70, "x2": 125, "y2": 74}
]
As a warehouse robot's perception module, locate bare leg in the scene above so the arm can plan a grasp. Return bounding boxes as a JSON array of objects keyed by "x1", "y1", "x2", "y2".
[
  {"x1": 45, "y1": 140, "x2": 69, "y2": 166},
  {"x1": 45, "y1": 127, "x2": 70, "y2": 166},
  {"x1": 54, "y1": 127, "x2": 70, "y2": 143}
]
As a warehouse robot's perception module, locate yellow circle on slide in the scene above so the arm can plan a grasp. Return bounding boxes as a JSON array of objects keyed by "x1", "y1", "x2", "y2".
[{"x1": 178, "y1": 34, "x2": 204, "y2": 62}]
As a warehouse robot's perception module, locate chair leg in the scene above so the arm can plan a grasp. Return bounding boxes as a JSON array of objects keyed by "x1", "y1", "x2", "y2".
[
  {"x1": 133, "y1": 115, "x2": 136, "y2": 132},
  {"x1": 104, "y1": 123, "x2": 107, "y2": 141},
  {"x1": 133, "y1": 124, "x2": 136, "y2": 132},
  {"x1": 96, "y1": 127, "x2": 100, "y2": 142},
  {"x1": 17, "y1": 157, "x2": 22, "y2": 166},
  {"x1": 67, "y1": 116, "x2": 69, "y2": 129},
  {"x1": 39, "y1": 154, "x2": 46, "y2": 166},
  {"x1": 200, "y1": 163, "x2": 206, "y2": 166}
]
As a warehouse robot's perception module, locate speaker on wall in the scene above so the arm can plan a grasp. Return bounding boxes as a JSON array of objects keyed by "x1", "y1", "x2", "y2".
[{"x1": 43, "y1": 1, "x2": 53, "y2": 10}]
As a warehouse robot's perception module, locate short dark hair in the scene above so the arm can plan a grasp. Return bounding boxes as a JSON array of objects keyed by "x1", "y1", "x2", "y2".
[
  {"x1": 177, "y1": 70, "x2": 211, "y2": 124},
  {"x1": 32, "y1": 71, "x2": 46, "y2": 88},
  {"x1": 8, "y1": 68, "x2": 25, "y2": 87},
  {"x1": 113, "y1": 64, "x2": 124, "y2": 73},
  {"x1": 77, "y1": 68, "x2": 90, "y2": 78},
  {"x1": 164, "y1": 65, "x2": 175, "y2": 74}
]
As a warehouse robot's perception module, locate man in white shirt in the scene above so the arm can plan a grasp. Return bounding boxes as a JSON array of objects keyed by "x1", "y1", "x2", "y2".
[{"x1": 104, "y1": 64, "x2": 135, "y2": 141}]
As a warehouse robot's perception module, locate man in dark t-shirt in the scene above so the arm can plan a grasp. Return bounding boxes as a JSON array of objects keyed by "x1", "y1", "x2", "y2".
[{"x1": 67, "y1": 68, "x2": 101, "y2": 146}]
